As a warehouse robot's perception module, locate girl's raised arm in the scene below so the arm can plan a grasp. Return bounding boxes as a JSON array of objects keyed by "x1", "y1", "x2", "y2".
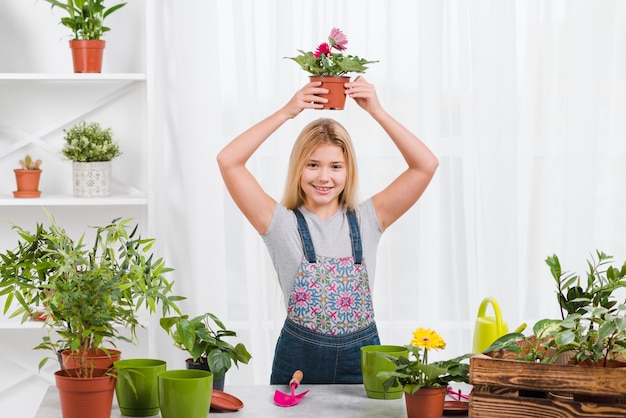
[{"x1": 217, "y1": 82, "x2": 328, "y2": 234}]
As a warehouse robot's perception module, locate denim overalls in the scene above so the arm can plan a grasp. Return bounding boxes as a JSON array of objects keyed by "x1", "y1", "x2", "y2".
[{"x1": 270, "y1": 209, "x2": 380, "y2": 384}]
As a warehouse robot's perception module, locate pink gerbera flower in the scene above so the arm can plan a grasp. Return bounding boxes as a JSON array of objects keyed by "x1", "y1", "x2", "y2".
[
  {"x1": 328, "y1": 27, "x2": 348, "y2": 51},
  {"x1": 314, "y1": 42, "x2": 332, "y2": 58}
]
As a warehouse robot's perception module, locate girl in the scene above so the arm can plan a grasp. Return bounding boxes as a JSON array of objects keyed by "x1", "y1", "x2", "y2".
[{"x1": 217, "y1": 77, "x2": 438, "y2": 384}]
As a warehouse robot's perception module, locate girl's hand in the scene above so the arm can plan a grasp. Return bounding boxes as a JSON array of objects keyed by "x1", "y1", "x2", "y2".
[
  {"x1": 345, "y1": 76, "x2": 383, "y2": 115},
  {"x1": 280, "y1": 82, "x2": 329, "y2": 118}
]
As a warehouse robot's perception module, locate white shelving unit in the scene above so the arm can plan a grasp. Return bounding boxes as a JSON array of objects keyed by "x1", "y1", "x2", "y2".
[{"x1": 0, "y1": 1, "x2": 154, "y2": 414}]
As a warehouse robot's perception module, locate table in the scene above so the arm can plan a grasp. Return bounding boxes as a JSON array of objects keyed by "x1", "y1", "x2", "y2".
[{"x1": 36, "y1": 384, "x2": 468, "y2": 417}]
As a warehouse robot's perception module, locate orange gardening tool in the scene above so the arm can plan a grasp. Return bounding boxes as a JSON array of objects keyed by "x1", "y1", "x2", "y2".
[{"x1": 273, "y1": 370, "x2": 310, "y2": 407}]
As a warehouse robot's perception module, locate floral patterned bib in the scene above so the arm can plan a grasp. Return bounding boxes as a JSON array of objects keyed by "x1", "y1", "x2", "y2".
[{"x1": 286, "y1": 209, "x2": 375, "y2": 335}]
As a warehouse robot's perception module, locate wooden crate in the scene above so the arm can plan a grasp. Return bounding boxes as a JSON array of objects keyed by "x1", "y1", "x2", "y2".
[{"x1": 469, "y1": 354, "x2": 626, "y2": 417}]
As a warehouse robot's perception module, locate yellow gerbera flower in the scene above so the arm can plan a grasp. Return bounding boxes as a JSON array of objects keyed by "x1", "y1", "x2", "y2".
[{"x1": 410, "y1": 328, "x2": 446, "y2": 350}]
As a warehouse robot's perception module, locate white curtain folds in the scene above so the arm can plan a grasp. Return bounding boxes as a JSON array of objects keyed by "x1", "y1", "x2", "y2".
[{"x1": 152, "y1": 0, "x2": 626, "y2": 385}]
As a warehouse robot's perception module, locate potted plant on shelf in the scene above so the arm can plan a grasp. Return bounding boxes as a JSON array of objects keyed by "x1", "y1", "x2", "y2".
[
  {"x1": 160, "y1": 312, "x2": 252, "y2": 391},
  {"x1": 0, "y1": 209, "x2": 183, "y2": 418},
  {"x1": 41, "y1": 0, "x2": 127, "y2": 73},
  {"x1": 377, "y1": 328, "x2": 471, "y2": 418},
  {"x1": 13, "y1": 154, "x2": 42, "y2": 198},
  {"x1": 286, "y1": 27, "x2": 378, "y2": 110},
  {"x1": 61, "y1": 120, "x2": 122, "y2": 198}
]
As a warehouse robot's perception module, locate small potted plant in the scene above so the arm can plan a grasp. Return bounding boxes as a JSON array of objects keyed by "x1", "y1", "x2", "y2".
[
  {"x1": 61, "y1": 120, "x2": 122, "y2": 198},
  {"x1": 160, "y1": 312, "x2": 252, "y2": 391},
  {"x1": 0, "y1": 209, "x2": 183, "y2": 418},
  {"x1": 13, "y1": 154, "x2": 42, "y2": 198},
  {"x1": 286, "y1": 27, "x2": 378, "y2": 109},
  {"x1": 41, "y1": 0, "x2": 127, "y2": 72},
  {"x1": 377, "y1": 328, "x2": 471, "y2": 418}
]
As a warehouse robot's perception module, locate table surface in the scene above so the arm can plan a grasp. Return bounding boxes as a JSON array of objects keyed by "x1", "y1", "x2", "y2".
[{"x1": 36, "y1": 384, "x2": 469, "y2": 417}]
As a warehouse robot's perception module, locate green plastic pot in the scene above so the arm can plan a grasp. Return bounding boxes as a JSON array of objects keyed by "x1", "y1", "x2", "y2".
[
  {"x1": 360, "y1": 345, "x2": 409, "y2": 400},
  {"x1": 114, "y1": 359, "x2": 166, "y2": 417},
  {"x1": 158, "y1": 369, "x2": 213, "y2": 418}
]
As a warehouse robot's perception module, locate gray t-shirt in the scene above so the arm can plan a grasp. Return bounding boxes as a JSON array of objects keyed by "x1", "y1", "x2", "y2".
[{"x1": 262, "y1": 198, "x2": 383, "y2": 307}]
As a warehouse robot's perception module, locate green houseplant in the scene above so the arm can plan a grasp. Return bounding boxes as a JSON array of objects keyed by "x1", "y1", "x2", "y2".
[
  {"x1": 486, "y1": 250, "x2": 626, "y2": 367},
  {"x1": 41, "y1": 0, "x2": 128, "y2": 72},
  {"x1": 0, "y1": 209, "x2": 183, "y2": 417},
  {"x1": 160, "y1": 312, "x2": 252, "y2": 388},
  {"x1": 377, "y1": 328, "x2": 471, "y2": 418},
  {"x1": 62, "y1": 120, "x2": 122, "y2": 197},
  {"x1": 13, "y1": 154, "x2": 43, "y2": 198},
  {"x1": 286, "y1": 27, "x2": 378, "y2": 110}
]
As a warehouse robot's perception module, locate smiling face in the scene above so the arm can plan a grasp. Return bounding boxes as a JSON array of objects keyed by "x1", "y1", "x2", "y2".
[{"x1": 300, "y1": 143, "x2": 347, "y2": 216}]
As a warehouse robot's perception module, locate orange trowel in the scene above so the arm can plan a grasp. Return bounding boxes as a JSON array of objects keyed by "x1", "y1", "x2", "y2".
[{"x1": 273, "y1": 370, "x2": 310, "y2": 407}]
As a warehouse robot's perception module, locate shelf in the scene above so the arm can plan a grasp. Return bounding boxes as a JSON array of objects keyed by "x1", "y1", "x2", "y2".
[
  {"x1": 0, "y1": 73, "x2": 146, "y2": 81},
  {"x1": 0, "y1": 194, "x2": 148, "y2": 206}
]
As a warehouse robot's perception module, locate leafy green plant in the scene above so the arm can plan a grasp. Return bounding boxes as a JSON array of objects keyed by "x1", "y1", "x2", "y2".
[
  {"x1": 546, "y1": 250, "x2": 626, "y2": 366},
  {"x1": 286, "y1": 27, "x2": 378, "y2": 77},
  {"x1": 160, "y1": 312, "x2": 252, "y2": 380},
  {"x1": 18, "y1": 155, "x2": 42, "y2": 170},
  {"x1": 41, "y1": 0, "x2": 127, "y2": 40},
  {"x1": 61, "y1": 120, "x2": 122, "y2": 162},
  {"x1": 485, "y1": 251, "x2": 626, "y2": 367},
  {"x1": 0, "y1": 209, "x2": 184, "y2": 378},
  {"x1": 377, "y1": 328, "x2": 471, "y2": 395}
]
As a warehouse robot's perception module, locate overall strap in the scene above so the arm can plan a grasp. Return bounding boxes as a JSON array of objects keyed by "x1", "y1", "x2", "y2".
[
  {"x1": 294, "y1": 209, "x2": 362, "y2": 265},
  {"x1": 294, "y1": 209, "x2": 316, "y2": 263},
  {"x1": 346, "y1": 210, "x2": 362, "y2": 265}
]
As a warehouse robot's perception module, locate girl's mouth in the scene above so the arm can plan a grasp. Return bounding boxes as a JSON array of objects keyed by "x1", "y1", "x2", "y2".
[{"x1": 313, "y1": 185, "x2": 332, "y2": 192}]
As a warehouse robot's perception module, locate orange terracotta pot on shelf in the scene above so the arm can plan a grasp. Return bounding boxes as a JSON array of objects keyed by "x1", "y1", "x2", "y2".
[
  {"x1": 404, "y1": 386, "x2": 447, "y2": 418},
  {"x1": 13, "y1": 169, "x2": 42, "y2": 198},
  {"x1": 309, "y1": 76, "x2": 350, "y2": 110},
  {"x1": 69, "y1": 40, "x2": 105, "y2": 73}
]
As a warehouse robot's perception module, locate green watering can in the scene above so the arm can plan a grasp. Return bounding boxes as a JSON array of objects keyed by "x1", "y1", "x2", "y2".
[{"x1": 472, "y1": 297, "x2": 526, "y2": 354}]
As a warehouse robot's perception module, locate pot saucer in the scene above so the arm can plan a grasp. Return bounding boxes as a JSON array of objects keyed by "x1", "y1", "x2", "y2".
[{"x1": 211, "y1": 389, "x2": 244, "y2": 412}]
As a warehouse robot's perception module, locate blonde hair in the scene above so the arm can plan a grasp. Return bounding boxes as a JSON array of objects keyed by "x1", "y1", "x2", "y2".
[{"x1": 282, "y1": 118, "x2": 359, "y2": 210}]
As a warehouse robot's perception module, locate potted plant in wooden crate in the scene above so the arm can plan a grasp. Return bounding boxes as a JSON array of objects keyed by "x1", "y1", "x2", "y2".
[
  {"x1": 13, "y1": 154, "x2": 42, "y2": 198},
  {"x1": 0, "y1": 209, "x2": 183, "y2": 418},
  {"x1": 41, "y1": 0, "x2": 127, "y2": 72},
  {"x1": 472, "y1": 250, "x2": 626, "y2": 416},
  {"x1": 61, "y1": 120, "x2": 122, "y2": 197},
  {"x1": 160, "y1": 312, "x2": 252, "y2": 391},
  {"x1": 286, "y1": 27, "x2": 378, "y2": 110}
]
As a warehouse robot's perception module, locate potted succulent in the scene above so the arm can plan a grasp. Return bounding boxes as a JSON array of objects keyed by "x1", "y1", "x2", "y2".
[
  {"x1": 61, "y1": 120, "x2": 122, "y2": 197},
  {"x1": 160, "y1": 312, "x2": 252, "y2": 391},
  {"x1": 41, "y1": 0, "x2": 127, "y2": 72},
  {"x1": 377, "y1": 328, "x2": 471, "y2": 418},
  {"x1": 286, "y1": 27, "x2": 378, "y2": 110},
  {"x1": 0, "y1": 209, "x2": 183, "y2": 418},
  {"x1": 13, "y1": 154, "x2": 42, "y2": 198}
]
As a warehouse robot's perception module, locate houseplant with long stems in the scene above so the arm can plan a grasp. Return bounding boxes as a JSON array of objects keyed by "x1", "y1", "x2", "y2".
[
  {"x1": 0, "y1": 209, "x2": 184, "y2": 417},
  {"x1": 41, "y1": 0, "x2": 127, "y2": 72},
  {"x1": 160, "y1": 312, "x2": 252, "y2": 389},
  {"x1": 286, "y1": 27, "x2": 378, "y2": 110}
]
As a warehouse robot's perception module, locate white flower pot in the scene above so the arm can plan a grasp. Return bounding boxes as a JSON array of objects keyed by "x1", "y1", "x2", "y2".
[{"x1": 73, "y1": 161, "x2": 112, "y2": 197}]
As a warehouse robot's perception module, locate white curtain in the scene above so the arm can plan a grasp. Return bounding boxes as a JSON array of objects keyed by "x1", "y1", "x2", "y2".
[{"x1": 152, "y1": 0, "x2": 626, "y2": 385}]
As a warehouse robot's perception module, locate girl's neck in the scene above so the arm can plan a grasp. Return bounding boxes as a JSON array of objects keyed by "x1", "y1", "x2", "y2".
[{"x1": 302, "y1": 201, "x2": 341, "y2": 220}]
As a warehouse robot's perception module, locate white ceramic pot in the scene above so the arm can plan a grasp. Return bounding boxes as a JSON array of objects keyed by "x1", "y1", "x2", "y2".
[{"x1": 72, "y1": 161, "x2": 112, "y2": 197}]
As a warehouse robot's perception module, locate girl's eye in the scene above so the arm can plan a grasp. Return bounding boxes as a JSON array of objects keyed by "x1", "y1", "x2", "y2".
[
  {"x1": 307, "y1": 163, "x2": 318, "y2": 168},
  {"x1": 332, "y1": 164, "x2": 343, "y2": 170}
]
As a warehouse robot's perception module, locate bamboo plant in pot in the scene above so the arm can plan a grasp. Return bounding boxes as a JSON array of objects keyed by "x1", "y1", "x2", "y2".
[
  {"x1": 41, "y1": 0, "x2": 127, "y2": 73},
  {"x1": 0, "y1": 209, "x2": 183, "y2": 418},
  {"x1": 286, "y1": 27, "x2": 378, "y2": 110},
  {"x1": 160, "y1": 312, "x2": 252, "y2": 391},
  {"x1": 13, "y1": 154, "x2": 42, "y2": 198}
]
